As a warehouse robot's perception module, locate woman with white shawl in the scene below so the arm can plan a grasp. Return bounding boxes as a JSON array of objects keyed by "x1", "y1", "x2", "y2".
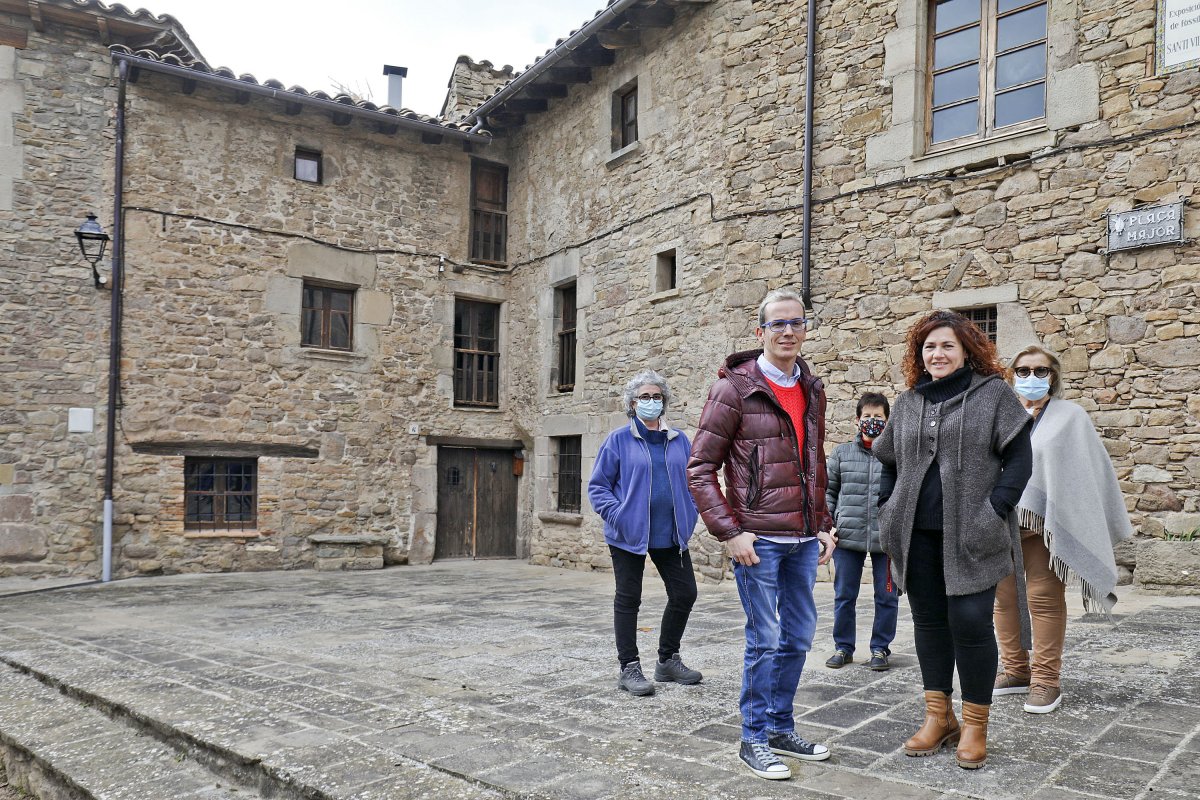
[{"x1": 993, "y1": 344, "x2": 1133, "y2": 715}]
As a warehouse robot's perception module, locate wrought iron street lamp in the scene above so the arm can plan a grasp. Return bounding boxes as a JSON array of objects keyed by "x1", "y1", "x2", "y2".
[{"x1": 74, "y1": 213, "x2": 110, "y2": 287}]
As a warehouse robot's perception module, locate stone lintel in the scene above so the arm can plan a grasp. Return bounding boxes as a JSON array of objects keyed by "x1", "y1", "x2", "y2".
[
  {"x1": 130, "y1": 441, "x2": 320, "y2": 458},
  {"x1": 933, "y1": 284, "x2": 1019, "y2": 309}
]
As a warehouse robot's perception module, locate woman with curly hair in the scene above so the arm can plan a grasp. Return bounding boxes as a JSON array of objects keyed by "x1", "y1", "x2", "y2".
[{"x1": 873, "y1": 310, "x2": 1032, "y2": 769}]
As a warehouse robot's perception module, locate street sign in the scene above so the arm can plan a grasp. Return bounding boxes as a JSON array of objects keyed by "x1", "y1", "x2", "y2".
[{"x1": 1107, "y1": 202, "x2": 1185, "y2": 252}]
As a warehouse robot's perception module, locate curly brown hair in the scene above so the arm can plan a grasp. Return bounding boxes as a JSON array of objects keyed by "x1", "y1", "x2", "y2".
[{"x1": 901, "y1": 310, "x2": 1004, "y2": 388}]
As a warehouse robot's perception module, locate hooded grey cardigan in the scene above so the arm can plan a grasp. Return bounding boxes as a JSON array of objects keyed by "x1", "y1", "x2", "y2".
[{"x1": 874, "y1": 372, "x2": 1033, "y2": 648}]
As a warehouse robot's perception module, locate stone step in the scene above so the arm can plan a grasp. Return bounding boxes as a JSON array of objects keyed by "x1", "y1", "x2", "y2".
[{"x1": 0, "y1": 663, "x2": 257, "y2": 800}]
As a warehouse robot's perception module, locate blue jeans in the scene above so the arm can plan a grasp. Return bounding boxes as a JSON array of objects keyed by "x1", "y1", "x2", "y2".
[
  {"x1": 733, "y1": 538, "x2": 819, "y2": 743},
  {"x1": 831, "y1": 547, "x2": 899, "y2": 656}
]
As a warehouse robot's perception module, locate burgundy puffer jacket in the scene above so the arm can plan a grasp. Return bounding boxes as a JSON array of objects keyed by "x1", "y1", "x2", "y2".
[{"x1": 687, "y1": 349, "x2": 832, "y2": 542}]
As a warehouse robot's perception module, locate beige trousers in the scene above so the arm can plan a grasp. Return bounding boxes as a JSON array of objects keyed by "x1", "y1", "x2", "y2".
[{"x1": 994, "y1": 529, "x2": 1067, "y2": 688}]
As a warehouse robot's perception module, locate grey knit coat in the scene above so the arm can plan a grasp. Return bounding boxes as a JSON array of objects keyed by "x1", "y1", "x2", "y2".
[
  {"x1": 825, "y1": 435, "x2": 884, "y2": 553},
  {"x1": 873, "y1": 373, "x2": 1032, "y2": 621}
]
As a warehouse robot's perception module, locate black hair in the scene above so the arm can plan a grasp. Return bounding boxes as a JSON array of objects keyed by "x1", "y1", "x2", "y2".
[{"x1": 856, "y1": 391, "x2": 890, "y2": 418}]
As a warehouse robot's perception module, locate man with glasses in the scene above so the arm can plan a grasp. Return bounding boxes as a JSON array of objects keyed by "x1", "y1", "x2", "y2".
[{"x1": 688, "y1": 288, "x2": 836, "y2": 780}]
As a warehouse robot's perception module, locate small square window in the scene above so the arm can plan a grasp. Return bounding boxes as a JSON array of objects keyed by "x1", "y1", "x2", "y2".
[
  {"x1": 185, "y1": 457, "x2": 257, "y2": 531},
  {"x1": 554, "y1": 435, "x2": 582, "y2": 513},
  {"x1": 961, "y1": 305, "x2": 998, "y2": 343},
  {"x1": 302, "y1": 281, "x2": 354, "y2": 350},
  {"x1": 655, "y1": 249, "x2": 677, "y2": 292},
  {"x1": 295, "y1": 149, "x2": 322, "y2": 183}
]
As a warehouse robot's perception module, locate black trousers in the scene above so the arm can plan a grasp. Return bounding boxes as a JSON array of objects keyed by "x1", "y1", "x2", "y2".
[
  {"x1": 906, "y1": 528, "x2": 998, "y2": 705},
  {"x1": 610, "y1": 545, "x2": 698, "y2": 667}
]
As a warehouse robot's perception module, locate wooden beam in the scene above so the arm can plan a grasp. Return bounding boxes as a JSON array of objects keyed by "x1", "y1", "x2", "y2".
[
  {"x1": 523, "y1": 83, "x2": 568, "y2": 99},
  {"x1": 377, "y1": 122, "x2": 400, "y2": 135},
  {"x1": 489, "y1": 112, "x2": 526, "y2": 127},
  {"x1": 181, "y1": 78, "x2": 196, "y2": 95},
  {"x1": 285, "y1": 101, "x2": 303, "y2": 115},
  {"x1": 234, "y1": 90, "x2": 250, "y2": 104},
  {"x1": 26, "y1": 1, "x2": 43, "y2": 31},
  {"x1": 332, "y1": 111, "x2": 353, "y2": 126},
  {"x1": 567, "y1": 46, "x2": 616, "y2": 67},
  {"x1": 421, "y1": 131, "x2": 444, "y2": 145},
  {"x1": 546, "y1": 66, "x2": 591, "y2": 84},
  {"x1": 0, "y1": 23, "x2": 28, "y2": 48},
  {"x1": 95, "y1": 16, "x2": 110, "y2": 45},
  {"x1": 502, "y1": 97, "x2": 548, "y2": 114},
  {"x1": 625, "y1": 5, "x2": 676, "y2": 26},
  {"x1": 127, "y1": 65, "x2": 141, "y2": 84},
  {"x1": 596, "y1": 29, "x2": 641, "y2": 49}
]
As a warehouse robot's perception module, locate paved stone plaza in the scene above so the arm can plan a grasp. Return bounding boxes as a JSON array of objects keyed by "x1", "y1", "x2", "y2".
[{"x1": 0, "y1": 562, "x2": 1198, "y2": 799}]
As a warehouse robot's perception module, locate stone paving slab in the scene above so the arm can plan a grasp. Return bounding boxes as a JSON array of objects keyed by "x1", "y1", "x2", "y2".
[{"x1": 0, "y1": 562, "x2": 1197, "y2": 800}]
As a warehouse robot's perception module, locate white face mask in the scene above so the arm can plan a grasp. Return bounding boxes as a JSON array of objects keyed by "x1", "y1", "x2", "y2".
[
  {"x1": 1014, "y1": 375, "x2": 1050, "y2": 401},
  {"x1": 635, "y1": 398, "x2": 664, "y2": 421}
]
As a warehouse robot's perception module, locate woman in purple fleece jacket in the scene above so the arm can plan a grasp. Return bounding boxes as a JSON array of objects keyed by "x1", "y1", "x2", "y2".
[{"x1": 588, "y1": 369, "x2": 702, "y2": 697}]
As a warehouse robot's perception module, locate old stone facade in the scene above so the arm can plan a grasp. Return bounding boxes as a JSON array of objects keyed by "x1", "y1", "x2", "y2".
[{"x1": 2, "y1": 0, "x2": 1197, "y2": 589}]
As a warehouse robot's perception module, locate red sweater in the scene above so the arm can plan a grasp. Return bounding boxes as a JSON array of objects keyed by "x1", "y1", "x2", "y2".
[{"x1": 767, "y1": 380, "x2": 807, "y2": 453}]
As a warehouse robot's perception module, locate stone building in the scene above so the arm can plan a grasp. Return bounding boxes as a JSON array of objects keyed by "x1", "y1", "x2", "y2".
[{"x1": 2, "y1": 0, "x2": 1197, "y2": 588}]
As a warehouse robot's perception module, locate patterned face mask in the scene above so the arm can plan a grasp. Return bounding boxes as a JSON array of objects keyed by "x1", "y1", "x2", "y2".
[{"x1": 859, "y1": 417, "x2": 886, "y2": 438}]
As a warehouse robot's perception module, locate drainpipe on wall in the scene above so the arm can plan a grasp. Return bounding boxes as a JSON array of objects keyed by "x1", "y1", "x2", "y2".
[
  {"x1": 101, "y1": 58, "x2": 129, "y2": 582},
  {"x1": 800, "y1": 0, "x2": 817, "y2": 310}
]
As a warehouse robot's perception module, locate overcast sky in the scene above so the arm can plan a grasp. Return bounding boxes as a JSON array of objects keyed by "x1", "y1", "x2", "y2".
[{"x1": 152, "y1": 0, "x2": 606, "y2": 116}]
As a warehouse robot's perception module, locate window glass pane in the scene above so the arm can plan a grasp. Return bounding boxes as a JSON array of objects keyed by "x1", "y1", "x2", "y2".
[
  {"x1": 301, "y1": 309, "x2": 322, "y2": 346},
  {"x1": 477, "y1": 306, "x2": 497, "y2": 341},
  {"x1": 933, "y1": 63, "x2": 979, "y2": 107},
  {"x1": 330, "y1": 290, "x2": 352, "y2": 312},
  {"x1": 997, "y1": 0, "x2": 1038, "y2": 13},
  {"x1": 995, "y1": 82, "x2": 1045, "y2": 127},
  {"x1": 295, "y1": 155, "x2": 319, "y2": 183},
  {"x1": 931, "y1": 101, "x2": 979, "y2": 142},
  {"x1": 330, "y1": 313, "x2": 351, "y2": 349},
  {"x1": 934, "y1": 0, "x2": 981, "y2": 34},
  {"x1": 302, "y1": 286, "x2": 314, "y2": 308},
  {"x1": 227, "y1": 495, "x2": 251, "y2": 521},
  {"x1": 996, "y1": 43, "x2": 1045, "y2": 89},
  {"x1": 996, "y1": 4, "x2": 1046, "y2": 51},
  {"x1": 933, "y1": 26, "x2": 980, "y2": 69},
  {"x1": 193, "y1": 494, "x2": 213, "y2": 520}
]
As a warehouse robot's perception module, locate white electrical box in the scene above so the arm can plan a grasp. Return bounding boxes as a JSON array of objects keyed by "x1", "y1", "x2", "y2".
[{"x1": 68, "y1": 408, "x2": 95, "y2": 433}]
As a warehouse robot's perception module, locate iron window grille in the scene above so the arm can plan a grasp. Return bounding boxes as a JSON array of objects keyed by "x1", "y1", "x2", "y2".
[
  {"x1": 964, "y1": 305, "x2": 998, "y2": 343},
  {"x1": 184, "y1": 457, "x2": 257, "y2": 531},
  {"x1": 454, "y1": 299, "x2": 501, "y2": 407},
  {"x1": 470, "y1": 160, "x2": 508, "y2": 264},
  {"x1": 928, "y1": 0, "x2": 1047, "y2": 148},
  {"x1": 301, "y1": 282, "x2": 354, "y2": 351},
  {"x1": 556, "y1": 284, "x2": 577, "y2": 392},
  {"x1": 556, "y1": 436, "x2": 582, "y2": 513}
]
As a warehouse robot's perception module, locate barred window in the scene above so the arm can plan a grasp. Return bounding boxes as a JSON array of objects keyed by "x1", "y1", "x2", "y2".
[
  {"x1": 470, "y1": 160, "x2": 508, "y2": 264},
  {"x1": 555, "y1": 436, "x2": 582, "y2": 513},
  {"x1": 963, "y1": 305, "x2": 998, "y2": 343},
  {"x1": 301, "y1": 282, "x2": 354, "y2": 351},
  {"x1": 454, "y1": 299, "x2": 501, "y2": 407},
  {"x1": 184, "y1": 458, "x2": 257, "y2": 531},
  {"x1": 555, "y1": 284, "x2": 577, "y2": 393},
  {"x1": 929, "y1": 0, "x2": 1047, "y2": 147}
]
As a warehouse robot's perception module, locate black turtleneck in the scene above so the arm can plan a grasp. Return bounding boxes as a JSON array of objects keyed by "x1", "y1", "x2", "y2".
[{"x1": 878, "y1": 367, "x2": 1032, "y2": 530}]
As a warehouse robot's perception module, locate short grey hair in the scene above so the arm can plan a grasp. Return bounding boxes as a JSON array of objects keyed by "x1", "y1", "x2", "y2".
[
  {"x1": 621, "y1": 369, "x2": 672, "y2": 418},
  {"x1": 1008, "y1": 343, "x2": 1063, "y2": 397},
  {"x1": 757, "y1": 288, "x2": 805, "y2": 326}
]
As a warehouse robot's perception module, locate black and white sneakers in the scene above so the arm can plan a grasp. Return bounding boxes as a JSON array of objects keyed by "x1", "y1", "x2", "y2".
[
  {"x1": 739, "y1": 740, "x2": 791, "y2": 780},
  {"x1": 768, "y1": 731, "x2": 832, "y2": 761}
]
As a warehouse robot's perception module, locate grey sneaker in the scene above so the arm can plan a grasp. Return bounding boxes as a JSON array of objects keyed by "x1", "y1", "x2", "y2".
[
  {"x1": 617, "y1": 662, "x2": 655, "y2": 696},
  {"x1": 768, "y1": 731, "x2": 831, "y2": 761},
  {"x1": 654, "y1": 653, "x2": 703, "y2": 685},
  {"x1": 739, "y1": 740, "x2": 791, "y2": 780},
  {"x1": 825, "y1": 649, "x2": 852, "y2": 668}
]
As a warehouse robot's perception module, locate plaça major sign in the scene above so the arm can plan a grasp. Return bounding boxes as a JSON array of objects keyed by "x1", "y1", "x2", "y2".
[{"x1": 1108, "y1": 201, "x2": 1185, "y2": 252}]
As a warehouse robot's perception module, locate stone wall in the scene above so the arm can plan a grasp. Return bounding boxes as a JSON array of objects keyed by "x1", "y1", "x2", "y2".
[{"x1": 502, "y1": 0, "x2": 1199, "y2": 583}]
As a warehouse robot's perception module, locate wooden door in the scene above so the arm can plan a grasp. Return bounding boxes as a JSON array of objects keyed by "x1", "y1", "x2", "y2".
[{"x1": 435, "y1": 447, "x2": 517, "y2": 560}]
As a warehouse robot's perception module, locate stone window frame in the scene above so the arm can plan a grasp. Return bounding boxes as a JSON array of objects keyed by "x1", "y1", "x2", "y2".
[
  {"x1": 294, "y1": 148, "x2": 322, "y2": 184},
  {"x1": 933, "y1": 284, "x2": 1038, "y2": 359},
  {"x1": 554, "y1": 434, "x2": 583, "y2": 514},
  {"x1": 612, "y1": 78, "x2": 639, "y2": 152},
  {"x1": 183, "y1": 456, "x2": 258, "y2": 532},
  {"x1": 869, "y1": 0, "x2": 1100, "y2": 177},
  {"x1": 300, "y1": 279, "x2": 355, "y2": 352},
  {"x1": 606, "y1": 72, "x2": 649, "y2": 168}
]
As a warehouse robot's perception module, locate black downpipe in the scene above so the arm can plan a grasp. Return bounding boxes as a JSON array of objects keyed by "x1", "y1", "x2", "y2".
[
  {"x1": 800, "y1": 0, "x2": 817, "y2": 310},
  {"x1": 101, "y1": 59, "x2": 128, "y2": 581}
]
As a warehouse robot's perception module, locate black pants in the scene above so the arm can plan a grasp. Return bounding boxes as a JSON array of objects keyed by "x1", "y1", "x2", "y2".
[
  {"x1": 610, "y1": 545, "x2": 698, "y2": 667},
  {"x1": 906, "y1": 528, "x2": 998, "y2": 705}
]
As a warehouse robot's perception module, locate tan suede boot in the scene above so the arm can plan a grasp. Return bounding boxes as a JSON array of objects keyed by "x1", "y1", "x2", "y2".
[
  {"x1": 956, "y1": 701, "x2": 990, "y2": 769},
  {"x1": 903, "y1": 691, "x2": 960, "y2": 756}
]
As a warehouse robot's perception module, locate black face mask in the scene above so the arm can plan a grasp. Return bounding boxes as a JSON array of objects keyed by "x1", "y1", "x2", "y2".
[{"x1": 859, "y1": 418, "x2": 886, "y2": 438}]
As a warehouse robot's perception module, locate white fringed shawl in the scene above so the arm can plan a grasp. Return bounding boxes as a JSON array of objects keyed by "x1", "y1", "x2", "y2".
[{"x1": 1017, "y1": 398, "x2": 1133, "y2": 615}]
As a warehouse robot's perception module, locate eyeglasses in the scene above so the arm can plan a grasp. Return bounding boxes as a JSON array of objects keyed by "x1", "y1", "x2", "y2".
[
  {"x1": 1013, "y1": 366, "x2": 1054, "y2": 378},
  {"x1": 763, "y1": 317, "x2": 807, "y2": 333},
  {"x1": 636, "y1": 393, "x2": 664, "y2": 402}
]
